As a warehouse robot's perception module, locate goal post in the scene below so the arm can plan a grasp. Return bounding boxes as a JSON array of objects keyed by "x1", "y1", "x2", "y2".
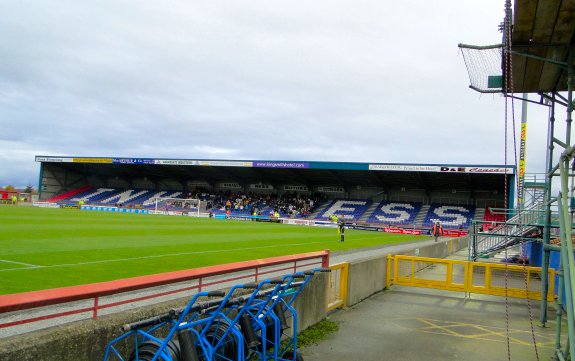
[{"x1": 153, "y1": 197, "x2": 201, "y2": 217}]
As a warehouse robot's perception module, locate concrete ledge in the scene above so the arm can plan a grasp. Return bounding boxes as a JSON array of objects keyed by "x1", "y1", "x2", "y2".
[
  {"x1": 0, "y1": 296, "x2": 188, "y2": 361},
  {"x1": 345, "y1": 237, "x2": 468, "y2": 307},
  {"x1": 0, "y1": 275, "x2": 329, "y2": 361}
]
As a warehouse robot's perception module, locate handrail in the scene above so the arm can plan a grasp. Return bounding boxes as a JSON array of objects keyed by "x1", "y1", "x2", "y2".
[
  {"x1": 472, "y1": 201, "x2": 548, "y2": 257},
  {"x1": 0, "y1": 250, "x2": 330, "y2": 314}
]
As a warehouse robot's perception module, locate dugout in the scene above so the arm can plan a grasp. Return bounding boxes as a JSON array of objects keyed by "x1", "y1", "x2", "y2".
[{"x1": 35, "y1": 156, "x2": 514, "y2": 209}]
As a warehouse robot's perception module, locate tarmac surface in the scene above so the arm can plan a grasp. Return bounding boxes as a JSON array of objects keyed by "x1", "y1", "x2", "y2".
[
  {"x1": 302, "y1": 237, "x2": 562, "y2": 361},
  {"x1": 302, "y1": 287, "x2": 559, "y2": 361}
]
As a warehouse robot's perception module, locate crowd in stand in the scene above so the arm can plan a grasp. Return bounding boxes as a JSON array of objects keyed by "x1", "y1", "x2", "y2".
[{"x1": 184, "y1": 190, "x2": 326, "y2": 218}]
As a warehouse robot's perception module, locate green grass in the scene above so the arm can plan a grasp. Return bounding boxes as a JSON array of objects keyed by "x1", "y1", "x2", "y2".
[
  {"x1": 295, "y1": 319, "x2": 339, "y2": 347},
  {"x1": 0, "y1": 206, "x2": 426, "y2": 295}
]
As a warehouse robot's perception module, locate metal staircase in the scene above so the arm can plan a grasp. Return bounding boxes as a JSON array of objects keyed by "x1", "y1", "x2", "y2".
[{"x1": 470, "y1": 202, "x2": 546, "y2": 259}]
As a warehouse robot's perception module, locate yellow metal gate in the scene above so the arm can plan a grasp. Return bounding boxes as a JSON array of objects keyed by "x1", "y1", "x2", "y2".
[
  {"x1": 386, "y1": 255, "x2": 555, "y2": 301},
  {"x1": 327, "y1": 262, "x2": 348, "y2": 311}
]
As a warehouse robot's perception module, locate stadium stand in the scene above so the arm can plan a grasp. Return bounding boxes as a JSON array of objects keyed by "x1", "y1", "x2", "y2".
[
  {"x1": 50, "y1": 186, "x2": 482, "y2": 230},
  {"x1": 423, "y1": 203, "x2": 476, "y2": 229},
  {"x1": 45, "y1": 185, "x2": 93, "y2": 203},
  {"x1": 140, "y1": 191, "x2": 187, "y2": 207},
  {"x1": 66, "y1": 188, "x2": 186, "y2": 208},
  {"x1": 317, "y1": 199, "x2": 372, "y2": 221},
  {"x1": 99, "y1": 189, "x2": 155, "y2": 205},
  {"x1": 53, "y1": 187, "x2": 324, "y2": 217},
  {"x1": 366, "y1": 201, "x2": 422, "y2": 225},
  {"x1": 482, "y1": 207, "x2": 506, "y2": 231},
  {"x1": 68, "y1": 188, "x2": 119, "y2": 204},
  {"x1": 208, "y1": 191, "x2": 322, "y2": 218}
]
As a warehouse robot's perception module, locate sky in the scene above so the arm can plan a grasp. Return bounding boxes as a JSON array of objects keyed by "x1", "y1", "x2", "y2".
[{"x1": 0, "y1": 0, "x2": 558, "y2": 188}]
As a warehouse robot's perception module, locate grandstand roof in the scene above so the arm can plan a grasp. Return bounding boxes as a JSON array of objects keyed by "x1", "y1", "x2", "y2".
[
  {"x1": 511, "y1": 0, "x2": 575, "y2": 93},
  {"x1": 36, "y1": 156, "x2": 514, "y2": 192}
]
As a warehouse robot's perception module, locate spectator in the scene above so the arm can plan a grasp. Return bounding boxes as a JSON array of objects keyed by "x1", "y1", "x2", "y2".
[{"x1": 431, "y1": 222, "x2": 444, "y2": 242}]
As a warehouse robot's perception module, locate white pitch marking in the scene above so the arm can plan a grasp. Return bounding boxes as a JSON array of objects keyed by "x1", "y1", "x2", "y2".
[
  {"x1": 0, "y1": 240, "x2": 332, "y2": 272},
  {"x1": 0, "y1": 259, "x2": 39, "y2": 267}
]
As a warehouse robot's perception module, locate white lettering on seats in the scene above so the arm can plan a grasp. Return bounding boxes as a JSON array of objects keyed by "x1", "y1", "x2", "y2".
[
  {"x1": 430, "y1": 206, "x2": 470, "y2": 226},
  {"x1": 375, "y1": 203, "x2": 414, "y2": 222},
  {"x1": 322, "y1": 200, "x2": 368, "y2": 220}
]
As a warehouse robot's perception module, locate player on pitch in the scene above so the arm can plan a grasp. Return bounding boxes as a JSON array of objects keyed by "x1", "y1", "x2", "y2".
[{"x1": 337, "y1": 215, "x2": 345, "y2": 242}]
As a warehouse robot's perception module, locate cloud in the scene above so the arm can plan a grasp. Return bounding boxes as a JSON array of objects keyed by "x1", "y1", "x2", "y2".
[{"x1": 0, "y1": 0, "x2": 552, "y2": 188}]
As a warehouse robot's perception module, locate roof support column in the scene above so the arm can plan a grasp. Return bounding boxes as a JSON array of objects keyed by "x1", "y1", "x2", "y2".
[{"x1": 541, "y1": 93, "x2": 556, "y2": 326}]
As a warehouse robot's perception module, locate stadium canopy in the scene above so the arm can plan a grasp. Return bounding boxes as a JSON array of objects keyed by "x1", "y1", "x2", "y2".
[
  {"x1": 36, "y1": 155, "x2": 514, "y2": 197},
  {"x1": 459, "y1": 0, "x2": 575, "y2": 94},
  {"x1": 511, "y1": 0, "x2": 575, "y2": 93}
]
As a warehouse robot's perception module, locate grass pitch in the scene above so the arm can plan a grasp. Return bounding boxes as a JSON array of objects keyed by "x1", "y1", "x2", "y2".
[{"x1": 0, "y1": 206, "x2": 426, "y2": 295}]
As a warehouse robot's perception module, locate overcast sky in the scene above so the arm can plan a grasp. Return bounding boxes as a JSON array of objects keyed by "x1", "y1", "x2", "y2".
[{"x1": 0, "y1": 0, "x2": 557, "y2": 188}]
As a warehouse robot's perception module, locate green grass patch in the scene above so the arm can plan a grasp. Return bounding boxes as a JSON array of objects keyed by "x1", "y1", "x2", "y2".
[
  {"x1": 296, "y1": 319, "x2": 339, "y2": 347},
  {"x1": 0, "y1": 206, "x2": 426, "y2": 295}
]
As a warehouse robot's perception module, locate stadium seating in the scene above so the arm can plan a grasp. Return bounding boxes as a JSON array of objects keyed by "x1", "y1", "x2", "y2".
[
  {"x1": 482, "y1": 207, "x2": 506, "y2": 231},
  {"x1": 49, "y1": 187, "x2": 477, "y2": 230},
  {"x1": 366, "y1": 201, "x2": 422, "y2": 225},
  {"x1": 53, "y1": 187, "x2": 320, "y2": 215},
  {"x1": 63, "y1": 188, "x2": 186, "y2": 208},
  {"x1": 45, "y1": 185, "x2": 93, "y2": 203},
  {"x1": 68, "y1": 188, "x2": 120, "y2": 204},
  {"x1": 317, "y1": 199, "x2": 372, "y2": 221},
  {"x1": 423, "y1": 203, "x2": 476, "y2": 229}
]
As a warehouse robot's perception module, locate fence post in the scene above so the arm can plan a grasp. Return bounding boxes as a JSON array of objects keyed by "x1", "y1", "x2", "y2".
[
  {"x1": 386, "y1": 254, "x2": 392, "y2": 289},
  {"x1": 92, "y1": 296, "x2": 99, "y2": 320},
  {"x1": 340, "y1": 263, "x2": 348, "y2": 307},
  {"x1": 322, "y1": 250, "x2": 330, "y2": 268}
]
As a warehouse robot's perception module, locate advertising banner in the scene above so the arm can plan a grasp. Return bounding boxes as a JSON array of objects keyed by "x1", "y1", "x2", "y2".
[
  {"x1": 32, "y1": 202, "x2": 60, "y2": 208},
  {"x1": 112, "y1": 158, "x2": 155, "y2": 165},
  {"x1": 369, "y1": 164, "x2": 514, "y2": 174},
  {"x1": 347, "y1": 224, "x2": 385, "y2": 232},
  {"x1": 60, "y1": 204, "x2": 80, "y2": 209},
  {"x1": 443, "y1": 230, "x2": 468, "y2": 237},
  {"x1": 383, "y1": 227, "x2": 423, "y2": 235},
  {"x1": 81, "y1": 205, "x2": 149, "y2": 214},
  {"x1": 317, "y1": 187, "x2": 344, "y2": 193},
  {"x1": 284, "y1": 185, "x2": 309, "y2": 191},
  {"x1": 219, "y1": 182, "x2": 242, "y2": 189},
  {"x1": 35, "y1": 156, "x2": 72, "y2": 163},
  {"x1": 283, "y1": 219, "x2": 316, "y2": 227},
  {"x1": 72, "y1": 158, "x2": 113, "y2": 163},
  {"x1": 252, "y1": 161, "x2": 309, "y2": 169},
  {"x1": 250, "y1": 184, "x2": 274, "y2": 190},
  {"x1": 200, "y1": 160, "x2": 252, "y2": 167}
]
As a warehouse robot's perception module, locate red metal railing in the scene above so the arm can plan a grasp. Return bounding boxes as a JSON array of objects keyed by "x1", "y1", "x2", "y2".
[{"x1": 0, "y1": 250, "x2": 329, "y2": 336}]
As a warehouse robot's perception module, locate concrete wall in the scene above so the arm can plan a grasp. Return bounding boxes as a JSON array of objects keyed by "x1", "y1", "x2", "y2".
[
  {"x1": 0, "y1": 296, "x2": 186, "y2": 361},
  {"x1": 293, "y1": 272, "x2": 329, "y2": 331},
  {"x1": 345, "y1": 237, "x2": 469, "y2": 307},
  {"x1": 0, "y1": 274, "x2": 329, "y2": 361},
  {"x1": 347, "y1": 256, "x2": 387, "y2": 306}
]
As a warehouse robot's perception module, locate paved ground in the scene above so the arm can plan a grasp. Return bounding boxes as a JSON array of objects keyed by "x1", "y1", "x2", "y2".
[
  {"x1": 302, "y1": 238, "x2": 561, "y2": 361},
  {"x1": 330, "y1": 236, "x2": 446, "y2": 264},
  {"x1": 302, "y1": 286, "x2": 559, "y2": 361}
]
